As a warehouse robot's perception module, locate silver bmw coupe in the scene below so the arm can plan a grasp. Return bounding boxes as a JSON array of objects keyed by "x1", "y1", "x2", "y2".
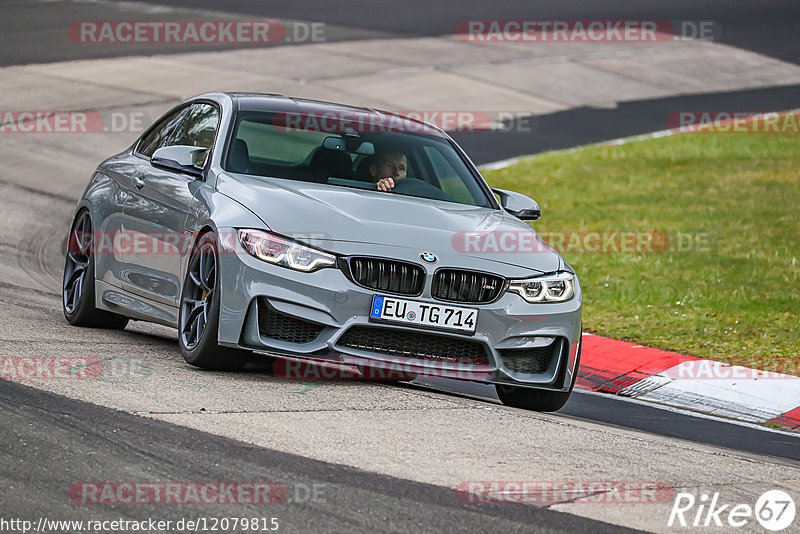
[{"x1": 63, "y1": 92, "x2": 582, "y2": 411}]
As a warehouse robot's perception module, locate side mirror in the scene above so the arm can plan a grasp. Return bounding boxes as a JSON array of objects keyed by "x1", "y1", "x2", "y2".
[
  {"x1": 151, "y1": 145, "x2": 207, "y2": 177},
  {"x1": 493, "y1": 188, "x2": 541, "y2": 221}
]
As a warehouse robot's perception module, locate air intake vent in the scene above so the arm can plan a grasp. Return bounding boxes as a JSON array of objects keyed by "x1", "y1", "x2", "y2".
[
  {"x1": 258, "y1": 299, "x2": 325, "y2": 344},
  {"x1": 337, "y1": 326, "x2": 489, "y2": 364},
  {"x1": 498, "y1": 339, "x2": 564, "y2": 375}
]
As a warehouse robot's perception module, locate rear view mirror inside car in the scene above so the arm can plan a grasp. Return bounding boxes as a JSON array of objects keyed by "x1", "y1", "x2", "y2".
[
  {"x1": 322, "y1": 136, "x2": 374, "y2": 155},
  {"x1": 322, "y1": 136, "x2": 345, "y2": 151}
]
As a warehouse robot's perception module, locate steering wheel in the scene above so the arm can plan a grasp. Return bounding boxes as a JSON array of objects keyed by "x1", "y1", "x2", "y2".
[{"x1": 391, "y1": 178, "x2": 454, "y2": 202}]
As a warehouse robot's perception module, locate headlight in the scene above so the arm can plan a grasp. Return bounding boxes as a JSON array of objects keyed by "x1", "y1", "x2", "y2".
[
  {"x1": 237, "y1": 229, "x2": 336, "y2": 272},
  {"x1": 508, "y1": 272, "x2": 575, "y2": 303}
]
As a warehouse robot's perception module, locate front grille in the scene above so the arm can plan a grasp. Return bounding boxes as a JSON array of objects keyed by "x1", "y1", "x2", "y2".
[
  {"x1": 258, "y1": 299, "x2": 325, "y2": 344},
  {"x1": 432, "y1": 269, "x2": 504, "y2": 303},
  {"x1": 348, "y1": 257, "x2": 424, "y2": 296},
  {"x1": 498, "y1": 339, "x2": 563, "y2": 374},
  {"x1": 337, "y1": 326, "x2": 489, "y2": 365}
]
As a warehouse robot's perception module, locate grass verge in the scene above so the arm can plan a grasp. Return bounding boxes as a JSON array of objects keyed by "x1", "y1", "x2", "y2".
[{"x1": 483, "y1": 117, "x2": 800, "y2": 373}]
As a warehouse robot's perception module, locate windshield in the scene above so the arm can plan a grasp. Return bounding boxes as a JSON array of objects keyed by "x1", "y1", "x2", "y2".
[{"x1": 223, "y1": 111, "x2": 494, "y2": 207}]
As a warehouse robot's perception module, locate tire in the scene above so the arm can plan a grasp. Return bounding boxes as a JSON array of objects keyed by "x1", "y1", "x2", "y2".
[
  {"x1": 62, "y1": 209, "x2": 129, "y2": 329},
  {"x1": 495, "y1": 342, "x2": 581, "y2": 412},
  {"x1": 179, "y1": 231, "x2": 252, "y2": 371}
]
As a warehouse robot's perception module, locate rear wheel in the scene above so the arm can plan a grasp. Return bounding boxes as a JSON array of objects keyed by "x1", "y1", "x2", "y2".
[
  {"x1": 62, "y1": 210, "x2": 129, "y2": 329},
  {"x1": 495, "y1": 344, "x2": 581, "y2": 412},
  {"x1": 179, "y1": 232, "x2": 252, "y2": 371}
]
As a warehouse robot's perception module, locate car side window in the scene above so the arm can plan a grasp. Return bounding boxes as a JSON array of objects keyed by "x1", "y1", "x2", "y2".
[
  {"x1": 137, "y1": 106, "x2": 189, "y2": 158},
  {"x1": 168, "y1": 103, "x2": 220, "y2": 168}
]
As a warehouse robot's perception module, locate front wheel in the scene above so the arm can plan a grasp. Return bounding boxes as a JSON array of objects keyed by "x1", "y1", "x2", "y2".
[
  {"x1": 179, "y1": 232, "x2": 251, "y2": 371},
  {"x1": 62, "y1": 209, "x2": 129, "y2": 329},
  {"x1": 495, "y1": 343, "x2": 581, "y2": 412}
]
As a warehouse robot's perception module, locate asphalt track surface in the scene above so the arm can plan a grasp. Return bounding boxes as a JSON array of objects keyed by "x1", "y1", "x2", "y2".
[
  {"x1": 2, "y1": 1, "x2": 800, "y2": 532},
  {"x1": 454, "y1": 83, "x2": 800, "y2": 165},
  {"x1": 415, "y1": 381, "x2": 800, "y2": 463},
  {"x1": 3, "y1": 0, "x2": 798, "y2": 65},
  {"x1": 3, "y1": 0, "x2": 800, "y2": 164},
  {"x1": 1, "y1": 379, "x2": 636, "y2": 533}
]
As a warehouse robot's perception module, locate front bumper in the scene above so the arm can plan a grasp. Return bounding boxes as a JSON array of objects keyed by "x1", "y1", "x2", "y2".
[{"x1": 217, "y1": 230, "x2": 582, "y2": 390}]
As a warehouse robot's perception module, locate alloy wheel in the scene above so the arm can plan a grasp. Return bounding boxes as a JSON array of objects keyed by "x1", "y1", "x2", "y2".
[
  {"x1": 63, "y1": 211, "x2": 92, "y2": 314},
  {"x1": 180, "y1": 242, "x2": 217, "y2": 350}
]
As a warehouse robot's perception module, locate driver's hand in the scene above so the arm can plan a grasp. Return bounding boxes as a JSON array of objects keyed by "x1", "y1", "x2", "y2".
[{"x1": 376, "y1": 177, "x2": 395, "y2": 191}]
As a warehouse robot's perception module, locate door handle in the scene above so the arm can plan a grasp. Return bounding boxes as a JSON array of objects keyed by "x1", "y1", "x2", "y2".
[{"x1": 133, "y1": 174, "x2": 145, "y2": 189}]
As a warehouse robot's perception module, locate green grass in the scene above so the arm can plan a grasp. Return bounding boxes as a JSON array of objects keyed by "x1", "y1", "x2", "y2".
[{"x1": 483, "y1": 121, "x2": 800, "y2": 373}]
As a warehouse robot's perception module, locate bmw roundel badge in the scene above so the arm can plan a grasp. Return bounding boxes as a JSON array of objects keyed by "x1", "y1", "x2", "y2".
[{"x1": 420, "y1": 251, "x2": 437, "y2": 263}]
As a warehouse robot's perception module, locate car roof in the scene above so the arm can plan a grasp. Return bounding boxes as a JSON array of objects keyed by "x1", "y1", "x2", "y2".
[{"x1": 222, "y1": 91, "x2": 449, "y2": 139}]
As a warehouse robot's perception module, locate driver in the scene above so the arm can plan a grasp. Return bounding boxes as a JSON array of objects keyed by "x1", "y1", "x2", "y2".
[{"x1": 369, "y1": 149, "x2": 408, "y2": 191}]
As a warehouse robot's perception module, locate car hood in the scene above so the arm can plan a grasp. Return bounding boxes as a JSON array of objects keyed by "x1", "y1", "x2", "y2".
[{"x1": 217, "y1": 173, "x2": 563, "y2": 275}]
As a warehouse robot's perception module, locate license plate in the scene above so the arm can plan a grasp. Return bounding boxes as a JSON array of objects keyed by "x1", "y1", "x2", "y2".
[{"x1": 369, "y1": 295, "x2": 478, "y2": 333}]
